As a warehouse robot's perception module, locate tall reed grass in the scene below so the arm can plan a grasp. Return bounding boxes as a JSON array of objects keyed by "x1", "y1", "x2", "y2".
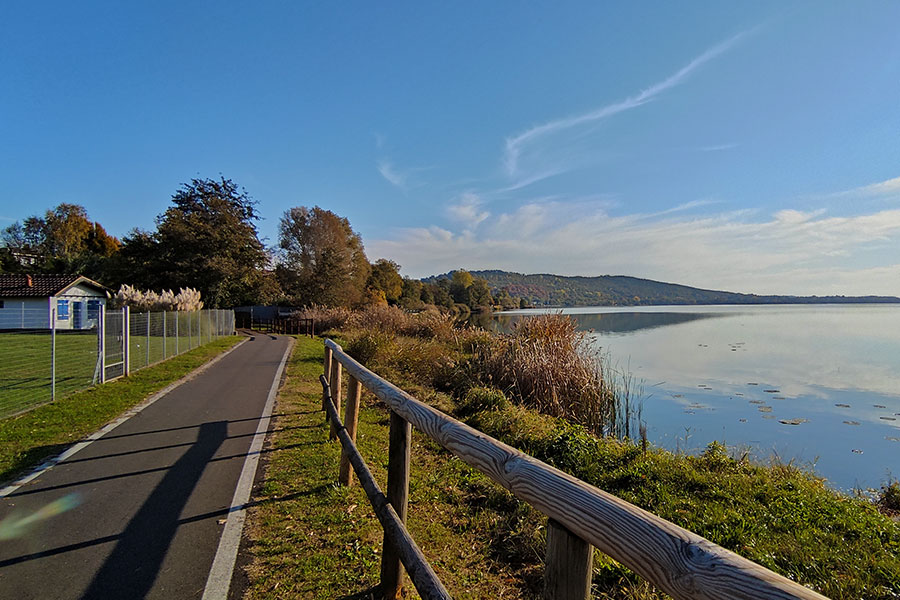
[
  {"x1": 470, "y1": 314, "x2": 639, "y2": 438},
  {"x1": 317, "y1": 306, "x2": 638, "y2": 439}
]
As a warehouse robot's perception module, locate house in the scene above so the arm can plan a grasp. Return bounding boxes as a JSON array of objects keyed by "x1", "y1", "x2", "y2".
[{"x1": 0, "y1": 274, "x2": 110, "y2": 330}]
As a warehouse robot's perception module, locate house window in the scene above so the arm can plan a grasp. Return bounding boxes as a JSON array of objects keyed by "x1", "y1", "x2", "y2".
[
  {"x1": 57, "y1": 299, "x2": 69, "y2": 320},
  {"x1": 87, "y1": 300, "x2": 101, "y2": 319},
  {"x1": 0, "y1": 301, "x2": 4, "y2": 309}
]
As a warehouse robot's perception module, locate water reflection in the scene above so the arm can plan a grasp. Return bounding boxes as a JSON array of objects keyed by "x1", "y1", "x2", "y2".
[
  {"x1": 491, "y1": 305, "x2": 900, "y2": 490},
  {"x1": 494, "y1": 310, "x2": 725, "y2": 335}
]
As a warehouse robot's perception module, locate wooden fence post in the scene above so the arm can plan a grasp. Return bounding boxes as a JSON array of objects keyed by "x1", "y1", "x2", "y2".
[
  {"x1": 322, "y1": 346, "x2": 333, "y2": 412},
  {"x1": 380, "y1": 410, "x2": 411, "y2": 600},
  {"x1": 339, "y1": 375, "x2": 362, "y2": 486},
  {"x1": 329, "y1": 358, "x2": 342, "y2": 440},
  {"x1": 544, "y1": 518, "x2": 593, "y2": 600}
]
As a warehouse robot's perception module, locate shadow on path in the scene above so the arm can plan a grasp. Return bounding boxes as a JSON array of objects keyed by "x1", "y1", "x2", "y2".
[{"x1": 81, "y1": 420, "x2": 227, "y2": 600}]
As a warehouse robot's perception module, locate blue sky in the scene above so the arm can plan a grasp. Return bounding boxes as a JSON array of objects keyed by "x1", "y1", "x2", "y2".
[{"x1": 2, "y1": 2, "x2": 900, "y2": 295}]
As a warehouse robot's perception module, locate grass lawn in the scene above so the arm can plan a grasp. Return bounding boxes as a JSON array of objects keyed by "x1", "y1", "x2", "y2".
[
  {"x1": 0, "y1": 331, "x2": 98, "y2": 418},
  {"x1": 243, "y1": 336, "x2": 541, "y2": 599},
  {"x1": 0, "y1": 328, "x2": 233, "y2": 419},
  {"x1": 0, "y1": 335, "x2": 243, "y2": 485}
]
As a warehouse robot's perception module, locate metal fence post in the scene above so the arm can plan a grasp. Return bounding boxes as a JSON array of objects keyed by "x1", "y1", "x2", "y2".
[
  {"x1": 123, "y1": 306, "x2": 130, "y2": 376},
  {"x1": 51, "y1": 307, "x2": 56, "y2": 402},
  {"x1": 163, "y1": 311, "x2": 167, "y2": 359},
  {"x1": 99, "y1": 305, "x2": 106, "y2": 384},
  {"x1": 146, "y1": 311, "x2": 150, "y2": 366},
  {"x1": 175, "y1": 311, "x2": 179, "y2": 355}
]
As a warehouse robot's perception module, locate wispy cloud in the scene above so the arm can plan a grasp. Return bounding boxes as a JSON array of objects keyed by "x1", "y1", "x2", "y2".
[
  {"x1": 369, "y1": 203, "x2": 900, "y2": 296},
  {"x1": 446, "y1": 192, "x2": 490, "y2": 229},
  {"x1": 377, "y1": 159, "x2": 408, "y2": 189},
  {"x1": 840, "y1": 175, "x2": 900, "y2": 199},
  {"x1": 503, "y1": 30, "x2": 752, "y2": 177},
  {"x1": 697, "y1": 143, "x2": 739, "y2": 152}
]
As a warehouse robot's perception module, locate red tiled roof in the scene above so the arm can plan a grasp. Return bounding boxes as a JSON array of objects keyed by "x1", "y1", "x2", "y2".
[{"x1": 0, "y1": 274, "x2": 107, "y2": 298}]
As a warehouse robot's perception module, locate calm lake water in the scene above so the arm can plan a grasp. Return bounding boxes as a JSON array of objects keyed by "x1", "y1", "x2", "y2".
[{"x1": 494, "y1": 305, "x2": 900, "y2": 491}]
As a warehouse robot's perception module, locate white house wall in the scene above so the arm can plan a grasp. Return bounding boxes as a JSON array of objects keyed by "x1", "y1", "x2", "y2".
[
  {"x1": 0, "y1": 298, "x2": 50, "y2": 329},
  {"x1": 0, "y1": 283, "x2": 106, "y2": 330},
  {"x1": 56, "y1": 284, "x2": 107, "y2": 330}
]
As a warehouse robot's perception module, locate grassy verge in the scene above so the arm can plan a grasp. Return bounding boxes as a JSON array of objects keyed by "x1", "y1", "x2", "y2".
[
  {"x1": 0, "y1": 335, "x2": 243, "y2": 484},
  {"x1": 243, "y1": 336, "x2": 543, "y2": 599}
]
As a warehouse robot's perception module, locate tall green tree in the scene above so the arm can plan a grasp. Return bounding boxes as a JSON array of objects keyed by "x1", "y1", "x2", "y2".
[
  {"x1": 277, "y1": 206, "x2": 370, "y2": 307},
  {"x1": 150, "y1": 177, "x2": 276, "y2": 307},
  {"x1": 368, "y1": 259, "x2": 403, "y2": 305}
]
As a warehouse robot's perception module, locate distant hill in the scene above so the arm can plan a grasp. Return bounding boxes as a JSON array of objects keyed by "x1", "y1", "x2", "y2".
[{"x1": 422, "y1": 270, "x2": 900, "y2": 307}]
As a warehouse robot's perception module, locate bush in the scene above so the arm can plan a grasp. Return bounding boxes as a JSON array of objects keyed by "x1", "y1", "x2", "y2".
[
  {"x1": 349, "y1": 305, "x2": 410, "y2": 333},
  {"x1": 459, "y1": 386, "x2": 508, "y2": 416},
  {"x1": 346, "y1": 331, "x2": 395, "y2": 366},
  {"x1": 292, "y1": 305, "x2": 353, "y2": 334},
  {"x1": 880, "y1": 481, "x2": 900, "y2": 512}
]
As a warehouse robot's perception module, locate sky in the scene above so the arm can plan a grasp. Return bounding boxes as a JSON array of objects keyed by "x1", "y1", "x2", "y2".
[{"x1": 2, "y1": 2, "x2": 900, "y2": 296}]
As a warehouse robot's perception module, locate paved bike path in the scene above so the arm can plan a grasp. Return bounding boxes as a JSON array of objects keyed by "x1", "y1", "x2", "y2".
[{"x1": 0, "y1": 333, "x2": 291, "y2": 600}]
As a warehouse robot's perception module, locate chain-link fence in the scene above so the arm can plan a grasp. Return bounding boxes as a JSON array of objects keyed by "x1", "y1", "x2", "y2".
[
  {"x1": 126, "y1": 309, "x2": 234, "y2": 372},
  {"x1": 0, "y1": 306, "x2": 235, "y2": 419}
]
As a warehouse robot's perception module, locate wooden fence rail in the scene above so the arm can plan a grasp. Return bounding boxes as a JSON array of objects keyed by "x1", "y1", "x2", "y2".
[
  {"x1": 320, "y1": 375, "x2": 451, "y2": 600},
  {"x1": 322, "y1": 338, "x2": 830, "y2": 600}
]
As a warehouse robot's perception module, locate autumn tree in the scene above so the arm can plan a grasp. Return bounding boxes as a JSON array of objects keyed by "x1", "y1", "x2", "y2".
[
  {"x1": 1, "y1": 203, "x2": 120, "y2": 275},
  {"x1": 368, "y1": 259, "x2": 403, "y2": 305},
  {"x1": 277, "y1": 206, "x2": 370, "y2": 307}
]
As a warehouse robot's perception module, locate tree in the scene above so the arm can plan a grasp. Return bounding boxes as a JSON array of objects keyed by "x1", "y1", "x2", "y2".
[
  {"x1": 399, "y1": 277, "x2": 425, "y2": 310},
  {"x1": 368, "y1": 259, "x2": 403, "y2": 305},
  {"x1": 86, "y1": 222, "x2": 120, "y2": 257},
  {"x1": 1, "y1": 203, "x2": 120, "y2": 275},
  {"x1": 469, "y1": 278, "x2": 493, "y2": 308},
  {"x1": 150, "y1": 177, "x2": 275, "y2": 307},
  {"x1": 277, "y1": 206, "x2": 370, "y2": 307},
  {"x1": 44, "y1": 204, "x2": 92, "y2": 259}
]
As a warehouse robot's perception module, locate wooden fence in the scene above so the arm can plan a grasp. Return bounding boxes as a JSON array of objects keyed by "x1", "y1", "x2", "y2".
[
  {"x1": 248, "y1": 316, "x2": 314, "y2": 336},
  {"x1": 321, "y1": 338, "x2": 830, "y2": 600}
]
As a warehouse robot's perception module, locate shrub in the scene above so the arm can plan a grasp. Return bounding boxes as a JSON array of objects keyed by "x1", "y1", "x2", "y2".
[
  {"x1": 349, "y1": 305, "x2": 409, "y2": 333},
  {"x1": 346, "y1": 331, "x2": 395, "y2": 366},
  {"x1": 880, "y1": 481, "x2": 900, "y2": 512},
  {"x1": 459, "y1": 386, "x2": 508, "y2": 416},
  {"x1": 292, "y1": 305, "x2": 353, "y2": 334}
]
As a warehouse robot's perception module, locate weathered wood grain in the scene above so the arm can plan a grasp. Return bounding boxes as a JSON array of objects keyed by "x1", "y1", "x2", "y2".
[
  {"x1": 325, "y1": 339, "x2": 830, "y2": 600},
  {"x1": 545, "y1": 518, "x2": 593, "y2": 600},
  {"x1": 319, "y1": 376, "x2": 451, "y2": 600},
  {"x1": 381, "y1": 411, "x2": 412, "y2": 599},
  {"x1": 339, "y1": 375, "x2": 362, "y2": 486},
  {"x1": 329, "y1": 358, "x2": 342, "y2": 441},
  {"x1": 322, "y1": 346, "x2": 332, "y2": 412}
]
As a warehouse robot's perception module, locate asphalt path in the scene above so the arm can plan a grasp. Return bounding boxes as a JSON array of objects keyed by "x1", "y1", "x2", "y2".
[{"x1": 0, "y1": 333, "x2": 291, "y2": 600}]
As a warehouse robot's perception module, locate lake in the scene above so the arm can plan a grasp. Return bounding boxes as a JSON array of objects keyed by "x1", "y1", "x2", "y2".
[{"x1": 493, "y1": 304, "x2": 900, "y2": 491}]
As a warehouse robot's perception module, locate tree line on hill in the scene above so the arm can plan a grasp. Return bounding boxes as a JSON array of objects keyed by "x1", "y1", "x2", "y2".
[
  {"x1": 0, "y1": 177, "x2": 527, "y2": 312},
  {"x1": 455, "y1": 270, "x2": 900, "y2": 306}
]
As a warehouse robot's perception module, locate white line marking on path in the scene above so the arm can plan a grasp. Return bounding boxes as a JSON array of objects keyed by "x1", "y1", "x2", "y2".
[
  {"x1": 0, "y1": 338, "x2": 249, "y2": 498},
  {"x1": 201, "y1": 336, "x2": 295, "y2": 600}
]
